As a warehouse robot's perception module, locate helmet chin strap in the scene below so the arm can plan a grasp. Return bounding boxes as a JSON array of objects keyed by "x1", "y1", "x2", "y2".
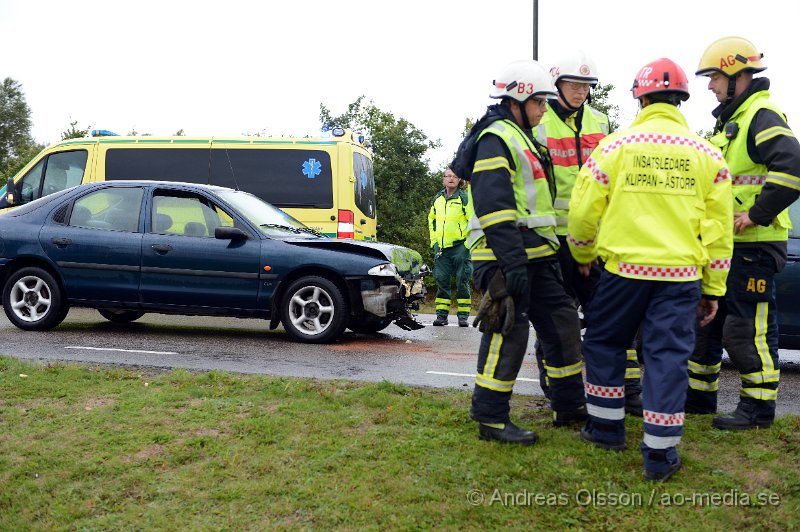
[
  {"x1": 726, "y1": 75, "x2": 737, "y2": 103},
  {"x1": 556, "y1": 85, "x2": 582, "y2": 112},
  {"x1": 517, "y1": 100, "x2": 534, "y2": 130}
]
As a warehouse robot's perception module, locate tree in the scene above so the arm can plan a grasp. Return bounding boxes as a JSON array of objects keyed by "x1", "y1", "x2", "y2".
[
  {"x1": 61, "y1": 120, "x2": 90, "y2": 140},
  {"x1": 320, "y1": 97, "x2": 442, "y2": 259},
  {"x1": 0, "y1": 78, "x2": 42, "y2": 180},
  {"x1": 590, "y1": 82, "x2": 620, "y2": 132}
]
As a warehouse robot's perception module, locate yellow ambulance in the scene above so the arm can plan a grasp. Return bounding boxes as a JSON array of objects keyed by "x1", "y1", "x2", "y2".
[{"x1": 1, "y1": 128, "x2": 377, "y2": 240}]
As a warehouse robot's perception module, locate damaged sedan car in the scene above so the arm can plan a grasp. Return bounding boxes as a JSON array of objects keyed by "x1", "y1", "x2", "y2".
[{"x1": 0, "y1": 181, "x2": 427, "y2": 343}]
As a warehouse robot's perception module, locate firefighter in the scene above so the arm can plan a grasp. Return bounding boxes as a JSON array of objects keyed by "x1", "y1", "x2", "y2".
[
  {"x1": 569, "y1": 58, "x2": 733, "y2": 481},
  {"x1": 687, "y1": 37, "x2": 800, "y2": 429},
  {"x1": 428, "y1": 168, "x2": 472, "y2": 327},
  {"x1": 533, "y1": 50, "x2": 643, "y2": 418},
  {"x1": 466, "y1": 60, "x2": 584, "y2": 444}
]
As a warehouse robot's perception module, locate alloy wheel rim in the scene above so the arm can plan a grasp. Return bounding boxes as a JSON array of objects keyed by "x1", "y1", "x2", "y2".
[
  {"x1": 10, "y1": 275, "x2": 52, "y2": 322},
  {"x1": 288, "y1": 285, "x2": 334, "y2": 335}
]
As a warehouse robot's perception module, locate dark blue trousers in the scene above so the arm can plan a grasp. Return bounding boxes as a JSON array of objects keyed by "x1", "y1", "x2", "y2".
[{"x1": 582, "y1": 271, "x2": 700, "y2": 467}]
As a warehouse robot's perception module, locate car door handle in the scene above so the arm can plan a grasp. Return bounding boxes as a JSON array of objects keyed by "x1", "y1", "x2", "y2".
[
  {"x1": 151, "y1": 244, "x2": 173, "y2": 253},
  {"x1": 360, "y1": 219, "x2": 367, "y2": 225},
  {"x1": 50, "y1": 237, "x2": 72, "y2": 246}
]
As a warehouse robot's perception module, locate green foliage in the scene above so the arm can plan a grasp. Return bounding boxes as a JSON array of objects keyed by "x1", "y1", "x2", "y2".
[
  {"x1": 0, "y1": 142, "x2": 44, "y2": 181},
  {"x1": 320, "y1": 97, "x2": 443, "y2": 259},
  {"x1": 61, "y1": 120, "x2": 90, "y2": 140},
  {"x1": 0, "y1": 78, "x2": 41, "y2": 180},
  {"x1": 591, "y1": 82, "x2": 620, "y2": 132}
]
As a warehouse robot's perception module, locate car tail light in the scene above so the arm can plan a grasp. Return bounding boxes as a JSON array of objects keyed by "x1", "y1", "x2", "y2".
[{"x1": 337, "y1": 209, "x2": 354, "y2": 239}]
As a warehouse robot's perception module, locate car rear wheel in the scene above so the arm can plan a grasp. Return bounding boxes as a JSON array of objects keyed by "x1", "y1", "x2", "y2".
[
  {"x1": 2, "y1": 267, "x2": 69, "y2": 331},
  {"x1": 348, "y1": 316, "x2": 393, "y2": 334},
  {"x1": 98, "y1": 309, "x2": 145, "y2": 323},
  {"x1": 281, "y1": 276, "x2": 348, "y2": 343}
]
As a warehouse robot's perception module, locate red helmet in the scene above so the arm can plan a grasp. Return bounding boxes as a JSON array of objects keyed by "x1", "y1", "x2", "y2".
[{"x1": 630, "y1": 58, "x2": 690, "y2": 101}]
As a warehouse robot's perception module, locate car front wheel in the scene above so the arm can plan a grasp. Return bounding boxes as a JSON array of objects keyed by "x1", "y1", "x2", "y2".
[
  {"x1": 281, "y1": 276, "x2": 348, "y2": 343},
  {"x1": 2, "y1": 267, "x2": 69, "y2": 331},
  {"x1": 98, "y1": 309, "x2": 145, "y2": 323}
]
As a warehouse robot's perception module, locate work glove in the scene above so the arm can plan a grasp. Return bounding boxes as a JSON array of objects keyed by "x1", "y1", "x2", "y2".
[
  {"x1": 433, "y1": 243, "x2": 442, "y2": 260},
  {"x1": 503, "y1": 265, "x2": 529, "y2": 297},
  {"x1": 472, "y1": 269, "x2": 516, "y2": 335}
]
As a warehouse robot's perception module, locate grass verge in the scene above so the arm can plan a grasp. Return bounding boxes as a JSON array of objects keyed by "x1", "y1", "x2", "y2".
[{"x1": 1, "y1": 355, "x2": 798, "y2": 529}]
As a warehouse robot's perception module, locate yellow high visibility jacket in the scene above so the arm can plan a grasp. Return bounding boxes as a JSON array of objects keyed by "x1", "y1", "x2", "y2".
[
  {"x1": 466, "y1": 119, "x2": 558, "y2": 263},
  {"x1": 567, "y1": 103, "x2": 733, "y2": 296},
  {"x1": 535, "y1": 104, "x2": 609, "y2": 235},
  {"x1": 710, "y1": 90, "x2": 792, "y2": 243},
  {"x1": 428, "y1": 189, "x2": 469, "y2": 248}
]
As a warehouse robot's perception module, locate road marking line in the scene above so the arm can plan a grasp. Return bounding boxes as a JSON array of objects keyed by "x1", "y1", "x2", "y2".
[
  {"x1": 426, "y1": 370, "x2": 539, "y2": 383},
  {"x1": 65, "y1": 346, "x2": 178, "y2": 355}
]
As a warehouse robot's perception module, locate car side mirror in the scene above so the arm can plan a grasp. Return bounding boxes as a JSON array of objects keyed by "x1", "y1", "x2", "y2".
[
  {"x1": 6, "y1": 177, "x2": 18, "y2": 205},
  {"x1": 215, "y1": 226, "x2": 249, "y2": 240}
]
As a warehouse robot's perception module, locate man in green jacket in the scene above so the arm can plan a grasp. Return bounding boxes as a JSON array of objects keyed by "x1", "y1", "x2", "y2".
[{"x1": 428, "y1": 168, "x2": 472, "y2": 327}]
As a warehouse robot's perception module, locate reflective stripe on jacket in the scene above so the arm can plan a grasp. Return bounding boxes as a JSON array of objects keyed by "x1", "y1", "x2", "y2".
[
  {"x1": 710, "y1": 90, "x2": 791, "y2": 243},
  {"x1": 567, "y1": 103, "x2": 733, "y2": 296},
  {"x1": 535, "y1": 104, "x2": 609, "y2": 235},
  {"x1": 428, "y1": 189, "x2": 469, "y2": 248},
  {"x1": 466, "y1": 119, "x2": 558, "y2": 257}
]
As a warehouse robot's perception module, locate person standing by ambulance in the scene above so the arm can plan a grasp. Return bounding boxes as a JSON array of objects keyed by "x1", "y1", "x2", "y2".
[
  {"x1": 569, "y1": 58, "x2": 733, "y2": 481},
  {"x1": 465, "y1": 60, "x2": 584, "y2": 444},
  {"x1": 428, "y1": 168, "x2": 472, "y2": 327},
  {"x1": 687, "y1": 37, "x2": 800, "y2": 429},
  {"x1": 534, "y1": 51, "x2": 643, "y2": 418}
]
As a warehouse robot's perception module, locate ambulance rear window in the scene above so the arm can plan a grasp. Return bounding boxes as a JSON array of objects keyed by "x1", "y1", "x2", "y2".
[
  {"x1": 210, "y1": 148, "x2": 333, "y2": 208},
  {"x1": 106, "y1": 149, "x2": 210, "y2": 183},
  {"x1": 353, "y1": 152, "x2": 375, "y2": 219}
]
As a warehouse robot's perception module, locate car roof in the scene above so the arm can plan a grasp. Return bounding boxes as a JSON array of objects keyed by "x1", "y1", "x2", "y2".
[{"x1": 78, "y1": 180, "x2": 235, "y2": 193}]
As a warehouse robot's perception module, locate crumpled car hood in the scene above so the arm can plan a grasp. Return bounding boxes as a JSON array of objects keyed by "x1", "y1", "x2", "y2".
[{"x1": 284, "y1": 238, "x2": 427, "y2": 278}]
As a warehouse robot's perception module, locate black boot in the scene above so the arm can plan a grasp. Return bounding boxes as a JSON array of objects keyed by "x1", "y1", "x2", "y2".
[
  {"x1": 684, "y1": 387, "x2": 717, "y2": 414},
  {"x1": 644, "y1": 455, "x2": 682, "y2": 482},
  {"x1": 580, "y1": 425, "x2": 627, "y2": 451},
  {"x1": 625, "y1": 392, "x2": 643, "y2": 417},
  {"x1": 712, "y1": 399, "x2": 774, "y2": 430},
  {"x1": 478, "y1": 422, "x2": 537, "y2": 445},
  {"x1": 433, "y1": 315, "x2": 448, "y2": 326},
  {"x1": 553, "y1": 404, "x2": 588, "y2": 427}
]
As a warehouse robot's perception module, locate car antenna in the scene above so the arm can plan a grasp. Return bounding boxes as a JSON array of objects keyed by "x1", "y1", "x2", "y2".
[{"x1": 224, "y1": 149, "x2": 241, "y2": 191}]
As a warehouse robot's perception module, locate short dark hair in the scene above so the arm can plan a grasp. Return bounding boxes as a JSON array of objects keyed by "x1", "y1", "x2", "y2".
[{"x1": 646, "y1": 92, "x2": 685, "y2": 106}]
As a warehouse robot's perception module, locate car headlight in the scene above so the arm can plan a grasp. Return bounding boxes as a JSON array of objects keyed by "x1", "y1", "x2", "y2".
[{"x1": 368, "y1": 263, "x2": 398, "y2": 277}]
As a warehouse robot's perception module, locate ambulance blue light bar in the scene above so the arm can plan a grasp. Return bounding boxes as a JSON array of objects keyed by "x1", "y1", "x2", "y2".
[{"x1": 91, "y1": 129, "x2": 120, "y2": 137}]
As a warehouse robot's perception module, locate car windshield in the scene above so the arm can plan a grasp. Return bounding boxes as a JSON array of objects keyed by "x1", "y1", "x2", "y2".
[{"x1": 215, "y1": 189, "x2": 320, "y2": 238}]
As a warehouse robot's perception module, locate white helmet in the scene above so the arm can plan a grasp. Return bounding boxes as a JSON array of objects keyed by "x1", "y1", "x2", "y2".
[
  {"x1": 490, "y1": 60, "x2": 557, "y2": 102},
  {"x1": 550, "y1": 50, "x2": 599, "y2": 86}
]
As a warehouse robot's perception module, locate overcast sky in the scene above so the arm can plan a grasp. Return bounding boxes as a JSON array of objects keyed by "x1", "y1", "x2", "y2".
[{"x1": 1, "y1": 0, "x2": 796, "y2": 169}]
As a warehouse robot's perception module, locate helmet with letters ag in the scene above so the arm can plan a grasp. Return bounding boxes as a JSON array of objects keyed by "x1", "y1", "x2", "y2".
[{"x1": 696, "y1": 36, "x2": 766, "y2": 78}]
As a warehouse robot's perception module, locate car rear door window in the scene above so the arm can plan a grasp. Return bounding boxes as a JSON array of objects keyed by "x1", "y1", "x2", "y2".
[{"x1": 70, "y1": 187, "x2": 144, "y2": 232}]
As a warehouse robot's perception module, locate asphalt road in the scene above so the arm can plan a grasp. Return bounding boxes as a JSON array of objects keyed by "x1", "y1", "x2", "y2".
[{"x1": 1, "y1": 308, "x2": 799, "y2": 416}]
